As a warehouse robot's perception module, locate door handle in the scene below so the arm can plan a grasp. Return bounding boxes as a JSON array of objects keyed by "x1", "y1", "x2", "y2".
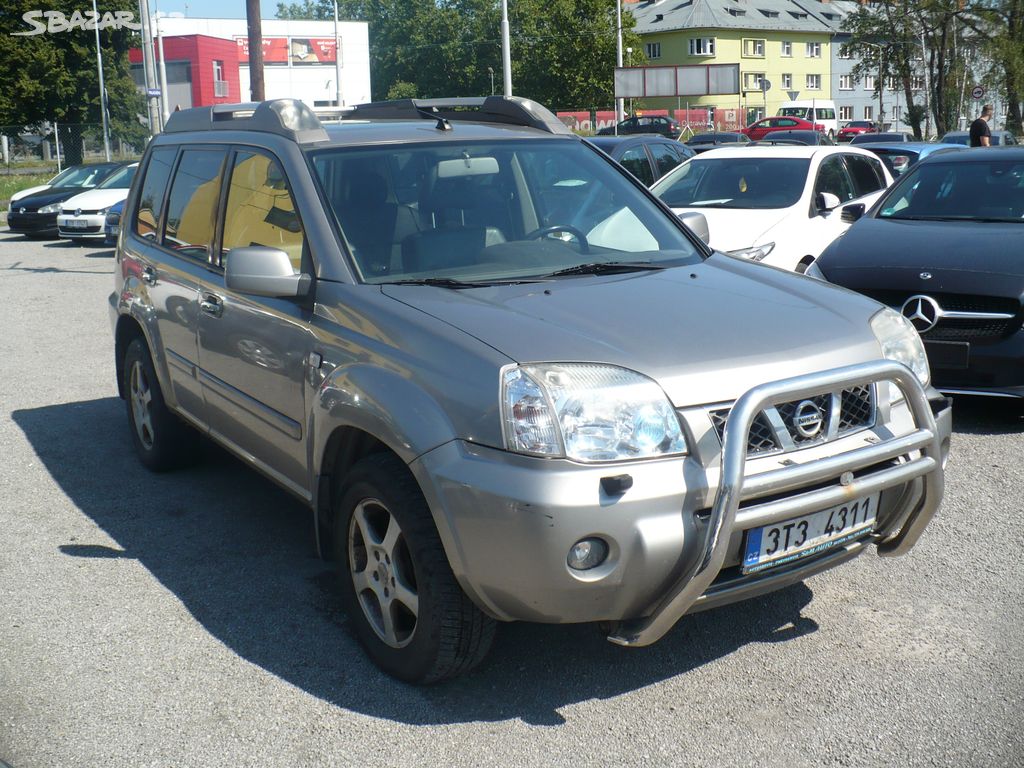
[
  {"x1": 141, "y1": 265, "x2": 157, "y2": 285},
  {"x1": 200, "y1": 294, "x2": 223, "y2": 318}
]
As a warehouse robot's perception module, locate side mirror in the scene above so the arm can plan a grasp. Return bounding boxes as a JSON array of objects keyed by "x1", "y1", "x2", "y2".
[
  {"x1": 225, "y1": 246, "x2": 312, "y2": 298},
  {"x1": 677, "y1": 211, "x2": 710, "y2": 244},
  {"x1": 815, "y1": 192, "x2": 841, "y2": 213},
  {"x1": 841, "y1": 203, "x2": 866, "y2": 223}
]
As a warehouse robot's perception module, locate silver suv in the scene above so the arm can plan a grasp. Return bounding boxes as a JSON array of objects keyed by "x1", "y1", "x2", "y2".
[{"x1": 110, "y1": 98, "x2": 952, "y2": 683}]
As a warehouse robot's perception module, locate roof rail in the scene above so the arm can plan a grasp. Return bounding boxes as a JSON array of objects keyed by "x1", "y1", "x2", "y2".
[
  {"x1": 163, "y1": 99, "x2": 329, "y2": 143},
  {"x1": 340, "y1": 96, "x2": 572, "y2": 135}
]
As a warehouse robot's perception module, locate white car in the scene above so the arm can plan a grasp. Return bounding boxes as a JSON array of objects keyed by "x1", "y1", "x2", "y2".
[
  {"x1": 650, "y1": 146, "x2": 894, "y2": 272},
  {"x1": 57, "y1": 163, "x2": 138, "y2": 241},
  {"x1": 9, "y1": 162, "x2": 123, "y2": 206}
]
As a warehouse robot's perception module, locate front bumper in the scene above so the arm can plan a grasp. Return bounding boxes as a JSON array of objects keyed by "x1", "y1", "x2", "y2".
[
  {"x1": 7, "y1": 212, "x2": 58, "y2": 236},
  {"x1": 929, "y1": 330, "x2": 1024, "y2": 398},
  {"x1": 412, "y1": 361, "x2": 950, "y2": 644},
  {"x1": 58, "y1": 213, "x2": 106, "y2": 239}
]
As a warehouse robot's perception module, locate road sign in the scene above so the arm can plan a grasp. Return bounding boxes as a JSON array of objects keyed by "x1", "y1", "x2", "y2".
[
  {"x1": 761, "y1": 79, "x2": 772, "y2": 93},
  {"x1": 147, "y1": 88, "x2": 161, "y2": 98},
  {"x1": 787, "y1": 90, "x2": 800, "y2": 101},
  {"x1": 971, "y1": 85, "x2": 985, "y2": 100}
]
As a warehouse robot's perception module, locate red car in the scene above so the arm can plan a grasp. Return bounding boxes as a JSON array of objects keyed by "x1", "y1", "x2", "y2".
[
  {"x1": 739, "y1": 116, "x2": 824, "y2": 141},
  {"x1": 837, "y1": 120, "x2": 878, "y2": 142}
]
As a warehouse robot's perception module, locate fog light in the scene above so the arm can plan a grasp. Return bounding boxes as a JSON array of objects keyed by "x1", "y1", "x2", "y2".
[{"x1": 567, "y1": 538, "x2": 609, "y2": 571}]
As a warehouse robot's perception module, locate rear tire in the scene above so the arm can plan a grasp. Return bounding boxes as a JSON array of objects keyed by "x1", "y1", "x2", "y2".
[
  {"x1": 334, "y1": 452, "x2": 495, "y2": 683},
  {"x1": 122, "y1": 337, "x2": 199, "y2": 471}
]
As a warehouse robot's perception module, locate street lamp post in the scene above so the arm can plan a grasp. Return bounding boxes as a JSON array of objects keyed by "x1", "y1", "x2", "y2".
[
  {"x1": 615, "y1": 0, "x2": 623, "y2": 127},
  {"x1": 334, "y1": 0, "x2": 343, "y2": 106},
  {"x1": 91, "y1": 0, "x2": 111, "y2": 160},
  {"x1": 488, "y1": 66, "x2": 495, "y2": 96},
  {"x1": 863, "y1": 41, "x2": 884, "y2": 130},
  {"x1": 500, "y1": 0, "x2": 512, "y2": 95},
  {"x1": 626, "y1": 47, "x2": 633, "y2": 116}
]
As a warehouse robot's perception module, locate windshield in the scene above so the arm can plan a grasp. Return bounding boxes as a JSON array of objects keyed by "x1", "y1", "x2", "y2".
[
  {"x1": 51, "y1": 165, "x2": 113, "y2": 188},
  {"x1": 651, "y1": 157, "x2": 810, "y2": 209},
  {"x1": 310, "y1": 139, "x2": 702, "y2": 284},
  {"x1": 779, "y1": 107, "x2": 809, "y2": 119},
  {"x1": 97, "y1": 165, "x2": 137, "y2": 189},
  {"x1": 879, "y1": 159, "x2": 1024, "y2": 222}
]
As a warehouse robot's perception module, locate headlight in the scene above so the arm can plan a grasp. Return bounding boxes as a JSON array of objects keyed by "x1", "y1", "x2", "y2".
[
  {"x1": 37, "y1": 203, "x2": 62, "y2": 214},
  {"x1": 727, "y1": 242, "x2": 775, "y2": 262},
  {"x1": 871, "y1": 307, "x2": 930, "y2": 400},
  {"x1": 105, "y1": 211, "x2": 121, "y2": 226},
  {"x1": 501, "y1": 363, "x2": 687, "y2": 462}
]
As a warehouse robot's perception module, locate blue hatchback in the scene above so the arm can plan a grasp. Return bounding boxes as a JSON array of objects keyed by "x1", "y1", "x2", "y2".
[
  {"x1": 103, "y1": 200, "x2": 124, "y2": 245},
  {"x1": 858, "y1": 142, "x2": 966, "y2": 177}
]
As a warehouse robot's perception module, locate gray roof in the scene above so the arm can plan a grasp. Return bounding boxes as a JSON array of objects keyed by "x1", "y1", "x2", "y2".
[{"x1": 631, "y1": 0, "x2": 847, "y2": 35}]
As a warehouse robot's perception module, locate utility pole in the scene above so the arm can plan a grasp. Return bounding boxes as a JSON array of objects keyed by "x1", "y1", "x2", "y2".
[
  {"x1": 92, "y1": 0, "x2": 112, "y2": 159},
  {"x1": 155, "y1": 0, "x2": 170, "y2": 123},
  {"x1": 500, "y1": 0, "x2": 512, "y2": 96},
  {"x1": 334, "y1": 0, "x2": 343, "y2": 106},
  {"x1": 138, "y1": 0, "x2": 161, "y2": 133},
  {"x1": 615, "y1": 0, "x2": 623, "y2": 127},
  {"x1": 246, "y1": 0, "x2": 265, "y2": 101}
]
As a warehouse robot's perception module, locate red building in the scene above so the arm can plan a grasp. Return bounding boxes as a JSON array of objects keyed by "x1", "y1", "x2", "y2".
[{"x1": 129, "y1": 35, "x2": 242, "y2": 110}]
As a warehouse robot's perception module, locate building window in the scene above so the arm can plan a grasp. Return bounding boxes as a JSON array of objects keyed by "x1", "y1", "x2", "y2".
[
  {"x1": 805, "y1": 42, "x2": 822, "y2": 58},
  {"x1": 839, "y1": 105, "x2": 853, "y2": 121},
  {"x1": 213, "y1": 60, "x2": 228, "y2": 97},
  {"x1": 864, "y1": 75, "x2": 876, "y2": 90},
  {"x1": 689, "y1": 38, "x2": 715, "y2": 56},
  {"x1": 838, "y1": 45, "x2": 853, "y2": 60},
  {"x1": 806, "y1": 74, "x2": 821, "y2": 90},
  {"x1": 892, "y1": 105, "x2": 902, "y2": 120},
  {"x1": 864, "y1": 106, "x2": 874, "y2": 120},
  {"x1": 839, "y1": 74, "x2": 853, "y2": 91},
  {"x1": 911, "y1": 75, "x2": 925, "y2": 90},
  {"x1": 743, "y1": 72, "x2": 766, "y2": 91},
  {"x1": 781, "y1": 73, "x2": 792, "y2": 89},
  {"x1": 742, "y1": 38, "x2": 766, "y2": 57},
  {"x1": 645, "y1": 42, "x2": 661, "y2": 60},
  {"x1": 887, "y1": 77, "x2": 900, "y2": 90},
  {"x1": 781, "y1": 41, "x2": 792, "y2": 57}
]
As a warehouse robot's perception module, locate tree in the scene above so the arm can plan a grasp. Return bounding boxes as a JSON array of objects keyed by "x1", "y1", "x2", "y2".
[
  {"x1": 970, "y1": 0, "x2": 1024, "y2": 134},
  {"x1": 0, "y1": 0, "x2": 146, "y2": 163}
]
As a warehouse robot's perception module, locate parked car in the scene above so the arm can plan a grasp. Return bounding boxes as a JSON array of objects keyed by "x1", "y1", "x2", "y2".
[
  {"x1": 940, "y1": 130, "x2": 1019, "y2": 146},
  {"x1": 586, "y1": 134, "x2": 694, "y2": 185},
  {"x1": 810, "y1": 149, "x2": 1024, "y2": 399},
  {"x1": 650, "y1": 145, "x2": 894, "y2": 272},
  {"x1": 740, "y1": 116, "x2": 824, "y2": 141},
  {"x1": 111, "y1": 97, "x2": 949, "y2": 683},
  {"x1": 7, "y1": 162, "x2": 122, "y2": 207},
  {"x1": 748, "y1": 129, "x2": 834, "y2": 146},
  {"x1": 778, "y1": 100, "x2": 839, "y2": 140},
  {"x1": 685, "y1": 131, "x2": 750, "y2": 153},
  {"x1": 858, "y1": 141, "x2": 967, "y2": 177},
  {"x1": 837, "y1": 120, "x2": 878, "y2": 143},
  {"x1": 596, "y1": 115, "x2": 682, "y2": 138},
  {"x1": 58, "y1": 163, "x2": 138, "y2": 242},
  {"x1": 7, "y1": 163, "x2": 129, "y2": 239},
  {"x1": 104, "y1": 200, "x2": 125, "y2": 246},
  {"x1": 850, "y1": 132, "x2": 915, "y2": 145}
]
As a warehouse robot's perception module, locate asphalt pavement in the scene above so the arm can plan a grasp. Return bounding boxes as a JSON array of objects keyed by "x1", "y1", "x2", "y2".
[{"x1": 0, "y1": 233, "x2": 1021, "y2": 768}]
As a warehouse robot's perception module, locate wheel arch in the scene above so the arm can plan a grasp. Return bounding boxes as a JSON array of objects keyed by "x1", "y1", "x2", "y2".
[{"x1": 114, "y1": 314, "x2": 148, "y2": 399}]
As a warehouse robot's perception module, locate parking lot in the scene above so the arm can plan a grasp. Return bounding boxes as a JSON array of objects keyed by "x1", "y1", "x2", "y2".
[{"x1": 0, "y1": 232, "x2": 1021, "y2": 767}]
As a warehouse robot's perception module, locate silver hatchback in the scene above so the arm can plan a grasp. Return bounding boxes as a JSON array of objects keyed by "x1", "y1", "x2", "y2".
[{"x1": 110, "y1": 98, "x2": 951, "y2": 682}]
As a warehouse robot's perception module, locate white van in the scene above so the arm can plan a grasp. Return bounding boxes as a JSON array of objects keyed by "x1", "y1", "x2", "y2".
[{"x1": 778, "y1": 100, "x2": 838, "y2": 140}]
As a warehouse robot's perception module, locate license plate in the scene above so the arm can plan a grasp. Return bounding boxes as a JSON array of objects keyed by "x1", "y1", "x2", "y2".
[
  {"x1": 742, "y1": 493, "x2": 879, "y2": 574},
  {"x1": 924, "y1": 340, "x2": 969, "y2": 370},
  {"x1": 66, "y1": 219, "x2": 87, "y2": 229}
]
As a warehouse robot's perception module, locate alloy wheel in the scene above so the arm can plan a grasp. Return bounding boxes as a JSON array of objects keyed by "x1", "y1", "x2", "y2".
[{"x1": 129, "y1": 360, "x2": 155, "y2": 450}]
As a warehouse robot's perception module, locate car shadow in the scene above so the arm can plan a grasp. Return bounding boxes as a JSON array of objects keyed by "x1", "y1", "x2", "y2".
[
  {"x1": 13, "y1": 397, "x2": 819, "y2": 725},
  {"x1": 949, "y1": 394, "x2": 1023, "y2": 436}
]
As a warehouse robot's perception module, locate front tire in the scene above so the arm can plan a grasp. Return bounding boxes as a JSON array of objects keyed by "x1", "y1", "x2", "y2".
[
  {"x1": 122, "y1": 337, "x2": 199, "y2": 471},
  {"x1": 334, "y1": 453, "x2": 495, "y2": 683}
]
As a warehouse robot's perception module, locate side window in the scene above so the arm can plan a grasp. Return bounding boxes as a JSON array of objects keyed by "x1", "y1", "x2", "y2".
[
  {"x1": 649, "y1": 144, "x2": 682, "y2": 180},
  {"x1": 619, "y1": 146, "x2": 654, "y2": 186},
  {"x1": 844, "y1": 154, "x2": 887, "y2": 197},
  {"x1": 134, "y1": 147, "x2": 177, "y2": 239},
  {"x1": 814, "y1": 155, "x2": 855, "y2": 203},
  {"x1": 779, "y1": 118, "x2": 799, "y2": 127},
  {"x1": 163, "y1": 148, "x2": 228, "y2": 260},
  {"x1": 222, "y1": 150, "x2": 305, "y2": 272}
]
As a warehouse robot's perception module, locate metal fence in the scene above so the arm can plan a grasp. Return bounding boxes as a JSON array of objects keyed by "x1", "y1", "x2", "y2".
[
  {"x1": 555, "y1": 107, "x2": 745, "y2": 137},
  {"x1": 0, "y1": 123, "x2": 142, "y2": 173}
]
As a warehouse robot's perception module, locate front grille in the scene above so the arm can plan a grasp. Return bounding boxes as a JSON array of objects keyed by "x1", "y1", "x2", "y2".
[
  {"x1": 61, "y1": 209, "x2": 102, "y2": 216},
  {"x1": 863, "y1": 290, "x2": 1022, "y2": 343},
  {"x1": 923, "y1": 318, "x2": 1017, "y2": 341},
  {"x1": 708, "y1": 385, "x2": 875, "y2": 457}
]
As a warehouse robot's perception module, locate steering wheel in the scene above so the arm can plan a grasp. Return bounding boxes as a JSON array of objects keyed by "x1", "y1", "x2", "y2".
[{"x1": 524, "y1": 225, "x2": 589, "y2": 254}]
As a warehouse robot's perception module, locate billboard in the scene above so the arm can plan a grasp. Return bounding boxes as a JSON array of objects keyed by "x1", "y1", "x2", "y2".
[
  {"x1": 614, "y1": 64, "x2": 739, "y2": 98},
  {"x1": 234, "y1": 36, "x2": 339, "y2": 65}
]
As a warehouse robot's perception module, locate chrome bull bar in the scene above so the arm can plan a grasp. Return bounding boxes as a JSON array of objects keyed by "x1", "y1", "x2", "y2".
[{"x1": 607, "y1": 360, "x2": 944, "y2": 647}]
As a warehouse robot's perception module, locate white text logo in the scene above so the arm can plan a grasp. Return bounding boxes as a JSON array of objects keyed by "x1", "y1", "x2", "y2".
[{"x1": 12, "y1": 10, "x2": 143, "y2": 36}]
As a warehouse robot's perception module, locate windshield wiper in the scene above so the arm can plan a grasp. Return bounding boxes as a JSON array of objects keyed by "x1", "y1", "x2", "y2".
[
  {"x1": 388, "y1": 277, "x2": 545, "y2": 289},
  {"x1": 544, "y1": 261, "x2": 669, "y2": 278}
]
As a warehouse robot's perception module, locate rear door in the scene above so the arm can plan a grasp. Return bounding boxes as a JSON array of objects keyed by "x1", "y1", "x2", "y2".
[
  {"x1": 195, "y1": 147, "x2": 315, "y2": 496},
  {"x1": 803, "y1": 153, "x2": 859, "y2": 258}
]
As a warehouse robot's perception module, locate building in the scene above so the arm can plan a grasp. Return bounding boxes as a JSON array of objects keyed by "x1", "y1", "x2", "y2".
[{"x1": 130, "y1": 16, "x2": 371, "y2": 115}]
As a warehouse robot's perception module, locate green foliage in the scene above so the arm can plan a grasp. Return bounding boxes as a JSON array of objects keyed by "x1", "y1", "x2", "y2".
[
  {"x1": 276, "y1": 0, "x2": 641, "y2": 110},
  {"x1": 387, "y1": 81, "x2": 418, "y2": 99}
]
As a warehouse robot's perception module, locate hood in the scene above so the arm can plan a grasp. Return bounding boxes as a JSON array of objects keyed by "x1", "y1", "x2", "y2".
[
  {"x1": 10, "y1": 184, "x2": 50, "y2": 203},
  {"x1": 13, "y1": 186, "x2": 94, "y2": 210},
  {"x1": 382, "y1": 254, "x2": 884, "y2": 406},
  {"x1": 669, "y1": 206, "x2": 789, "y2": 253},
  {"x1": 61, "y1": 187, "x2": 130, "y2": 211},
  {"x1": 819, "y1": 216, "x2": 1024, "y2": 297}
]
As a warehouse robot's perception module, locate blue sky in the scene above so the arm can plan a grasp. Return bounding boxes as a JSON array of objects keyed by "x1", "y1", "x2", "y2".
[{"x1": 153, "y1": 0, "x2": 286, "y2": 19}]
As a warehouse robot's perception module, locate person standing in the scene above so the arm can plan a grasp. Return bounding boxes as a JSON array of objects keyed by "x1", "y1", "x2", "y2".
[{"x1": 969, "y1": 104, "x2": 994, "y2": 147}]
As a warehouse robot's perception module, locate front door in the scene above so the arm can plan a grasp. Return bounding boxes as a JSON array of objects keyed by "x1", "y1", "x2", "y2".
[{"x1": 196, "y1": 148, "x2": 314, "y2": 496}]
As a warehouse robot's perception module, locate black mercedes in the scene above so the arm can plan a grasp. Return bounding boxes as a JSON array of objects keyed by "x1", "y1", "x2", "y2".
[{"x1": 811, "y1": 148, "x2": 1024, "y2": 399}]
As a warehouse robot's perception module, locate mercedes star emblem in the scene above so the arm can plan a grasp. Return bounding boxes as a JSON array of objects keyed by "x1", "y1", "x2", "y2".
[
  {"x1": 900, "y1": 294, "x2": 941, "y2": 333},
  {"x1": 793, "y1": 400, "x2": 824, "y2": 439}
]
